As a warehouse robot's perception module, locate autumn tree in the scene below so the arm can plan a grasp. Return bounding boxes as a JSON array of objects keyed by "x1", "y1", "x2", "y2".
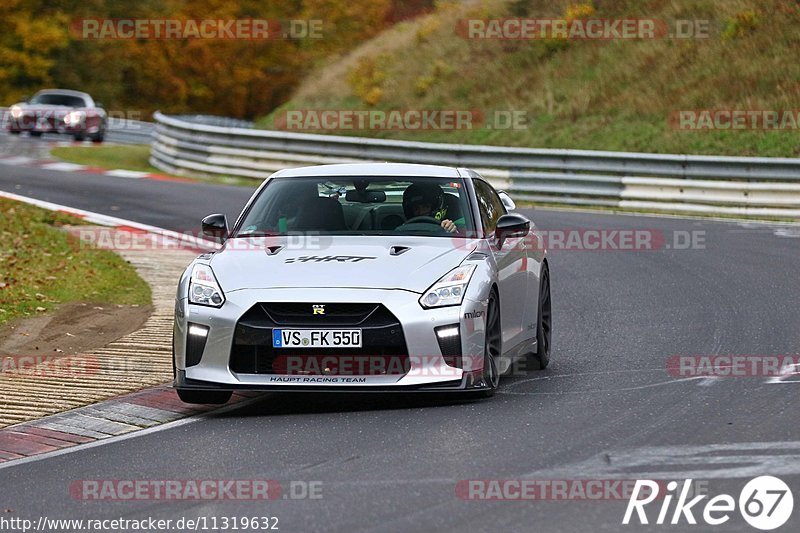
[
  {"x1": 0, "y1": 0, "x2": 70, "y2": 104},
  {"x1": 1, "y1": 0, "x2": 434, "y2": 117}
]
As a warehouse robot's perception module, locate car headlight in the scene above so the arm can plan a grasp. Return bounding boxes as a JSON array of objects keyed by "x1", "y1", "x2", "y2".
[
  {"x1": 10, "y1": 105, "x2": 23, "y2": 119},
  {"x1": 189, "y1": 264, "x2": 225, "y2": 307},
  {"x1": 420, "y1": 264, "x2": 476, "y2": 309},
  {"x1": 64, "y1": 111, "x2": 85, "y2": 126}
]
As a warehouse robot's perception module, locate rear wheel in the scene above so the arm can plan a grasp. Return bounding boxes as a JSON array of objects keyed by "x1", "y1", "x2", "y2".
[
  {"x1": 9, "y1": 130, "x2": 20, "y2": 135},
  {"x1": 532, "y1": 263, "x2": 552, "y2": 370},
  {"x1": 29, "y1": 131, "x2": 42, "y2": 137},
  {"x1": 90, "y1": 130, "x2": 104, "y2": 143},
  {"x1": 478, "y1": 290, "x2": 502, "y2": 397},
  {"x1": 73, "y1": 134, "x2": 85, "y2": 142},
  {"x1": 176, "y1": 389, "x2": 232, "y2": 405}
]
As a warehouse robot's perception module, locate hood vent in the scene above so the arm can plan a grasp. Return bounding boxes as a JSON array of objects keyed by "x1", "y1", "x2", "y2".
[
  {"x1": 265, "y1": 245, "x2": 284, "y2": 256},
  {"x1": 389, "y1": 245, "x2": 410, "y2": 256}
]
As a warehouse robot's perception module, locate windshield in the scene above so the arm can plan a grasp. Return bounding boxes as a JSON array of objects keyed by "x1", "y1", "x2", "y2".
[
  {"x1": 29, "y1": 93, "x2": 87, "y2": 107},
  {"x1": 235, "y1": 176, "x2": 476, "y2": 238}
]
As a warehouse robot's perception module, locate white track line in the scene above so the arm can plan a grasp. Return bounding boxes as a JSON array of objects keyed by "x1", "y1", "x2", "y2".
[
  {"x1": 39, "y1": 162, "x2": 87, "y2": 172},
  {"x1": 500, "y1": 376, "x2": 711, "y2": 395},
  {"x1": 105, "y1": 169, "x2": 150, "y2": 178},
  {"x1": 0, "y1": 156, "x2": 35, "y2": 165}
]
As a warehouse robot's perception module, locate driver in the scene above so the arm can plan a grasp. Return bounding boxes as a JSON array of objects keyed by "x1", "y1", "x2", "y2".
[{"x1": 402, "y1": 183, "x2": 457, "y2": 233}]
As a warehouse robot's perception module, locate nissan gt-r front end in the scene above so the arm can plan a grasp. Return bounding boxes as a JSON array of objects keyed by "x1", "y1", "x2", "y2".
[{"x1": 173, "y1": 164, "x2": 548, "y2": 404}]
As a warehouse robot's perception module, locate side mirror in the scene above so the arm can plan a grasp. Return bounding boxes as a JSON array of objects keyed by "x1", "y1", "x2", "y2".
[
  {"x1": 201, "y1": 214, "x2": 228, "y2": 243},
  {"x1": 498, "y1": 191, "x2": 516, "y2": 211},
  {"x1": 95, "y1": 102, "x2": 104, "y2": 109},
  {"x1": 495, "y1": 213, "x2": 530, "y2": 248},
  {"x1": 21, "y1": 95, "x2": 30, "y2": 103}
]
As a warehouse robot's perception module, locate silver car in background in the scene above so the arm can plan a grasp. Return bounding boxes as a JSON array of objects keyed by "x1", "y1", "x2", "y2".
[{"x1": 173, "y1": 163, "x2": 551, "y2": 403}]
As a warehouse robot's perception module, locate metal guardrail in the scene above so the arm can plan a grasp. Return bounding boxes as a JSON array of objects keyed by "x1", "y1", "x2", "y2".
[
  {"x1": 151, "y1": 111, "x2": 800, "y2": 219},
  {"x1": 169, "y1": 114, "x2": 254, "y2": 129},
  {"x1": 107, "y1": 119, "x2": 154, "y2": 145}
]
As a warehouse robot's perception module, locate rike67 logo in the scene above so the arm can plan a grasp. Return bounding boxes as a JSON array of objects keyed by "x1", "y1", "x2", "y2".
[{"x1": 623, "y1": 477, "x2": 793, "y2": 530}]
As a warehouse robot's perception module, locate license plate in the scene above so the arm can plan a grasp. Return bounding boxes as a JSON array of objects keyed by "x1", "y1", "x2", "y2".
[{"x1": 272, "y1": 329, "x2": 362, "y2": 349}]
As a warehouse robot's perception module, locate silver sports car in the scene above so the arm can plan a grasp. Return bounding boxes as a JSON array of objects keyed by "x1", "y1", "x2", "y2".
[{"x1": 173, "y1": 163, "x2": 551, "y2": 403}]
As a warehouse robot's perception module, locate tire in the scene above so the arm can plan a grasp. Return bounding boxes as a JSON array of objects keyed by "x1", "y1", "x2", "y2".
[
  {"x1": 90, "y1": 130, "x2": 104, "y2": 143},
  {"x1": 29, "y1": 131, "x2": 43, "y2": 137},
  {"x1": 532, "y1": 262, "x2": 552, "y2": 370},
  {"x1": 176, "y1": 388, "x2": 232, "y2": 405},
  {"x1": 9, "y1": 130, "x2": 21, "y2": 135},
  {"x1": 478, "y1": 289, "x2": 502, "y2": 397},
  {"x1": 73, "y1": 134, "x2": 85, "y2": 142}
]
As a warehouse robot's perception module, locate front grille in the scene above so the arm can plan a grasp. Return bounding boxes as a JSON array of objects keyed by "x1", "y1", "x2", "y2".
[
  {"x1": 259, "y1": 302, "x2": 390, "y2": 326},
  {"x1": 231, "y1": 303, "x2": 409, "y2": 375}
]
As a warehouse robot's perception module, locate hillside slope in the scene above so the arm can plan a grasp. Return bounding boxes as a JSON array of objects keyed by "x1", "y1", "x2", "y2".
[{"x1": 259, "y1": 0, "x2": 800, "y2": 157}]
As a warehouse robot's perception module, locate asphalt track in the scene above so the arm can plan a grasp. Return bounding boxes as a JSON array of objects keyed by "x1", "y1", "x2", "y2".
[{"x1": 1, "y1": 135, "x2": 799, "y2": 532}]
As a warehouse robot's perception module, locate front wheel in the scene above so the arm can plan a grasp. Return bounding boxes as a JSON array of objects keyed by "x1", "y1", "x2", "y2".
[
  {"x1": 29, "y1": 131, "x2": 43, "y2": 137},
  {"x1": 478, "y1": 290, "x2": 502, "y2": 397},
  {"x1": 90, "y1": 130, "x2": 104, "y2": 143},
  {"x1": 176, "y1": 389, "x2": 232, "y2": 405},
  {"x1": 532, "y1": 263, "x2": 552, "y2": 370}
]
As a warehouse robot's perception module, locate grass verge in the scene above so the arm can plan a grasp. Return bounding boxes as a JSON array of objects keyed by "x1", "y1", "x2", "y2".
[
  {"x1": 0, "y1": 198, "x2": 151, "y2": 326},
  {"x1": 50, "y1": 145, "x2": 160, "y2": 173}
]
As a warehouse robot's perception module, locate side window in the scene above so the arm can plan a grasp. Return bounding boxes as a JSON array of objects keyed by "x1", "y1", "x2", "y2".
[{"x1": 474, "y1": 179, "x2": 506, "y2": 233}]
